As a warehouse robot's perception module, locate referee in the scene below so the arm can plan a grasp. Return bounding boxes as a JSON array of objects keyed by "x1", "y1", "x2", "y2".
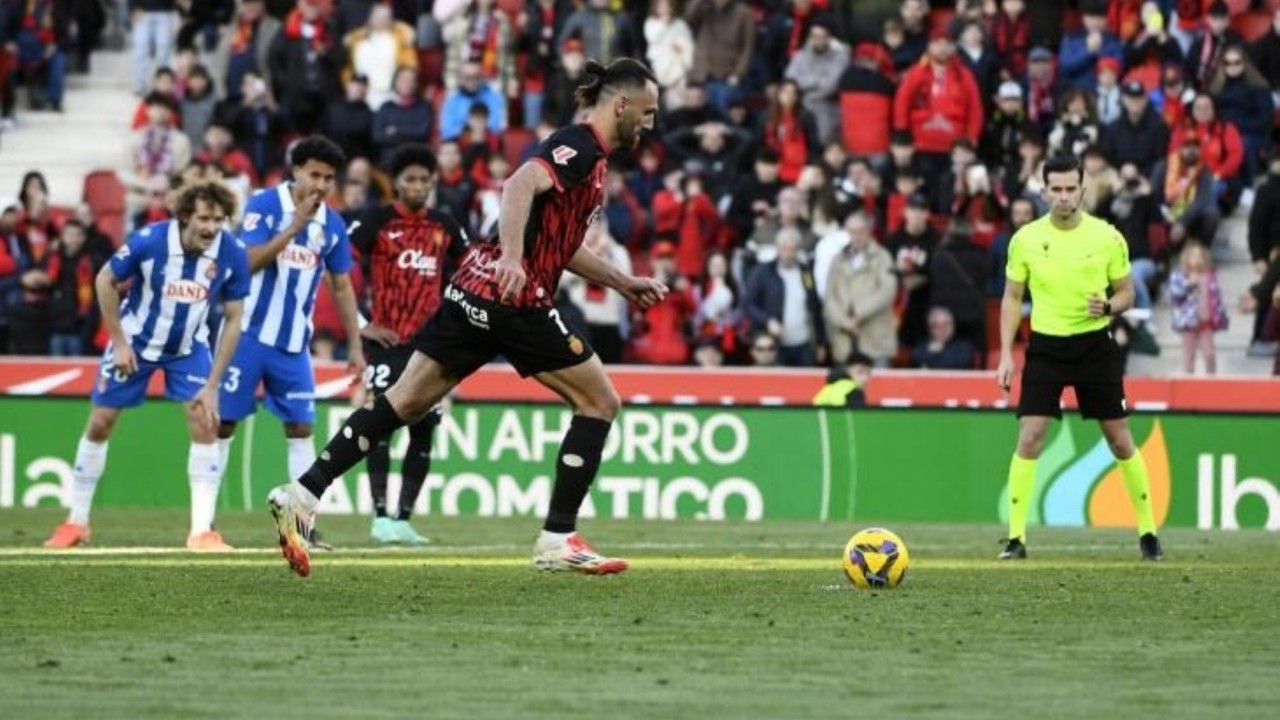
[{"x1": 996, "y1": 154, "x2": 1163, "y2": 561}]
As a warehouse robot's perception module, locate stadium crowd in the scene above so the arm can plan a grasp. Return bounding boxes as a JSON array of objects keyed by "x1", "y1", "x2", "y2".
[{"x1": 0, "y1": 0, "x2": 1278, "y2": 373}]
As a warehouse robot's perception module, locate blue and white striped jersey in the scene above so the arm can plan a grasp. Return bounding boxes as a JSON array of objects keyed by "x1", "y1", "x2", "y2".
[
  {"x1": 238, "y1": 183, "x2": 353, "y2": 353},
  {"x1": 111, "y1": 220, "x2": 251, "y2": 362}
]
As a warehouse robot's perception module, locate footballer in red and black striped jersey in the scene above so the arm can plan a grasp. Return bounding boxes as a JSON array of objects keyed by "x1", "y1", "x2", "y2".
[{"x1": 449, "y1": 122, "x2": 608, "y2": 309}]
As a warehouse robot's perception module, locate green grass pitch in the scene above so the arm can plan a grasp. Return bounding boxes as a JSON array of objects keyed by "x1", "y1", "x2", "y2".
[{"x1": 1, "y1": 508, "x2": 1277, "y2": 719}]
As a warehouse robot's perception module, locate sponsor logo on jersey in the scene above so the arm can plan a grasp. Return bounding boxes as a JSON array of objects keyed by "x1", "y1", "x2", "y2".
[
  {"x1": 445, "y1": 285, "x2": 490, "y2": 329},
  {"x1": 551, "y1": 145, "x2": 578, "y2": 166},
  {"x1": 243, "y1": 213, "x2": 261, "y2": 232},
  {"x1": 568, "y1": 334, "x2": 584, "y2": 355},
  {"x1": 164, "y1": 280, "x2": 210, "y2": 303},
  {"x1": 280, "y1": 244, "x2": 319, "y2": 270},
  {"x1": 397, "y1": 248, "x2": 439, "y2": 276}
]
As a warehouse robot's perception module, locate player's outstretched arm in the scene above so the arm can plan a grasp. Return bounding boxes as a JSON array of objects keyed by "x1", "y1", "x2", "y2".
[
  {"x1": 566, "y1": 245, "x2": 668, "y2": 309},
  {"x1": 94, "y1": 265, "x2": 136, "y2": 376},
  {"x1": 494, "y1": 161, "x2": 556, "y2": 301}
]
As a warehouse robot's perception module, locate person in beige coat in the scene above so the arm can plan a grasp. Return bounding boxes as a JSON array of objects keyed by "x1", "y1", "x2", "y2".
[{"x1": 824, "y1": 212, "x2": 899, "y2": 366}]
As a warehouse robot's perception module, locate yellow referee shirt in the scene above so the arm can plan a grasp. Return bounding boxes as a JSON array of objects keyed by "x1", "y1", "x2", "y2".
[{"x1": 1005, "y1": 212, "x2": 1131, "y2": 337}]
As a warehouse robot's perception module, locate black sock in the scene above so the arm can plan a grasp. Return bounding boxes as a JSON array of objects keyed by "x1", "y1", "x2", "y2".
[
  {"x1": 397, "y1": 415, "x2": 438, "y2": 520},
  {"x1": 300, "y1": 395, "x2": 406, "y2": 500},
  {"x1": 543, "y1": 416, "x2": 611, "y2": 533},
  {"x1": 367, "y1": 439, "x2": 391, "y2": 518}
]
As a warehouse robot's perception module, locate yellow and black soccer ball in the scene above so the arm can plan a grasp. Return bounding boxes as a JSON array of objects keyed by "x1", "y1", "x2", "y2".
[{"x1": 842, "y1": 528, "x2": 910, "y2": 589}]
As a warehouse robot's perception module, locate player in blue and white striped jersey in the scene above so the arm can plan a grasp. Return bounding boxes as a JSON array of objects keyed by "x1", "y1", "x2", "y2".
[
  {"x1": 215, "y1": 137, "x2": 368, "y2": 540},
  {"x1": 44, "y1": 183, "x2": 250, "y2": 551}
]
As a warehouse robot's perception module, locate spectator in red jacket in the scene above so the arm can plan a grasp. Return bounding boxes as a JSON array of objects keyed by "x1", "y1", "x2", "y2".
[
  {"x1": 764, "y1": 79, "x2": 820, "y2": 185},
  {"x1": 652, "y1": 163, "x2": 723, "y2": 280},
  {"x1": 893, "y1": 24, "x2": 984, "y2": 179},
  {"x1": 629, "y1": 241, "x2": 696, "y2": 365},
  {"x1": 837, "y1": 42, "x2": 896, "y2": 160},
  {"x1": 1186, "y1": 92, "x2": 1244, "y2": 207},
  {"x1": 991, "y1": 0, "x2": 1031, "y2": 78}
]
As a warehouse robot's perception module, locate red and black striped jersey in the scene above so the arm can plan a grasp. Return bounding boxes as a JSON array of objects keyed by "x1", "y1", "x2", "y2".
[
  {"x1": 350, "y1": 203, "x2": 469, "y2": 342},
  {"x1": 451, "y1": 123, "x2": 608, "y2": 308}
]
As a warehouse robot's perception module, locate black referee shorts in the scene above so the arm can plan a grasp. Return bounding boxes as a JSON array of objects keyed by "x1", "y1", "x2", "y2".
[
  {"x1": 1018, "y1": 328, "x2": 1128, "y2": 421},
  {"x1": 412, "y1": 285, "x2": 595, "y2": 379}
]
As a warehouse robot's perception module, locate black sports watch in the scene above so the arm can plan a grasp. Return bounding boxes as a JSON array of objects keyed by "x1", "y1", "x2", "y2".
[{"x1": 1103, "y1": 301, "x2": 1113, "y2": 316}]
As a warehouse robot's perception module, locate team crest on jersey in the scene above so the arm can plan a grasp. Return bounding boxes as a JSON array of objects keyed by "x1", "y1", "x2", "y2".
[
  {"x1": 551, "y1": 145, "x2": 578, "y2": 166},
  {"x1": 164, "y1": 280, "x2": 210, "y2": 303},
  {"x1": 114, "y1": 245, "x2": 131, "y2": 259},
  {"x1": 567, "y1": 334, "x2": 584, "y2": 355},
  {"x1": 205, "y1": 261, "x2": 219, "y2": 280}
]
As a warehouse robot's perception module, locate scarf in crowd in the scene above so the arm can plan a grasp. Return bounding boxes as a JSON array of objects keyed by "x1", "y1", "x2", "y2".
[
  {"x1": 22, "y1": 0, "x2": 56, "y2": 45},
  {"x1": 1163, "y1": 151, "x2": 1202, "y2": 217},
  {"x1": 284, "y1": 9, "x2": 330, "y2": 52},
  {"x1": 466, "y1": 10, "x2": 500, "y2": 78},
  {"x1": 138, "y1": 127, "x2": 175, "y2": 177},
  {"x1": 230, "y1": 16, "x2": 260, "y2": 55}
]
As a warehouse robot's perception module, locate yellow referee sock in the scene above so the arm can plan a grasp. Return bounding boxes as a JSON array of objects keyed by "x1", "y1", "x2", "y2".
[
  {"x1": 1007, "y1": 454, "x2": 1037, "y2": 542},
  {"x1": 1118, "y1": 454, "x2": 1158, "y2": 535}
]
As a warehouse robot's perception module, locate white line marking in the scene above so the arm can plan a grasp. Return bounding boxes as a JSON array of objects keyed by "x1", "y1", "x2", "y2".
[
  {"x1": 817, "y1": 410, "x2": 831, "y2": 523},
  {"x1": 6, "y1": 368, "x2": 84, "y2": 395}
]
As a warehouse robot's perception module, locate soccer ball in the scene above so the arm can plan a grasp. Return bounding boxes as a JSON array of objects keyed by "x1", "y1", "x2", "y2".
[{"x1": 842, "y1": 528, "x2": 910, "y2": 589}]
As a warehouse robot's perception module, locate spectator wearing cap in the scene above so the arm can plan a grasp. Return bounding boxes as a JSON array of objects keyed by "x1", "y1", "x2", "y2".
[
  {"x1": 1210, "y1": 44, "x2": 1274, "y2": 189},
  {"x1": 981, "y1": 80, "x2": 1032, "y2": 171},
  {"x1": 822, "y1": 213, "x2": 895, "y2": 368},
  {"x1": 1152, "y1": 129, "x2": 1220, "y2": 251},
  {"x1": 745, "y1": 227, "x2": 827, "y2": 367},
  {"x1": 1096, "y1": 55, "x2": 1124, "y2": 124},
  {"x1": 837, "y1": 43, "x2": 896, "y2": 161},
  {"x1": 267, "y1": 0, "x2": 344, "y2": 135},
  {"x1": 1123, "y1": 5, "x2": 1185, "y2": 71},
  {"x1": 1060, "y1": 0, "x2": 1124, "y2": 93},
  {"x1": 956, "y1": 19, "x2": 999, "y2": 107},
  {"x1": 684, "y1": 0, "x2": 755, "y2": 113},
  {"x1": 885, "y1": 193, "x2": 938, "y2": 350},
  {"x1": 1102, "y1": 80, "x2": 1170, "y2": 177},
  {"x1": 992, "y1": 0, "x2": 1031, "y2": 79},
  {"x1": 319, "y1": 73, "x2": 376, "y2": 163},
  {"x1": 1185, "y1": 92, "x2": 1244, "y2": 207},
  {"x1": 211, "y1": 0, "x2": 280, "y2": 107},
  {"x1": 762, "y1": 79, "x2": 821, "y2": 185},
  {"x1": 1185, "y1": 1, "x2": 1241, "y2": 89},
  {"x1": 784, "y1": 14, "x2": 848, "y2": 147},
  {"x1": 343, "y1": 2, "x2": 417, "y2": 112},
  {"x1": 1022, "y1": 45, "x2": 1059, "y2": 135},
  {"x1": 557, "y1": 0, "x2": 638, "y2": 68},
  {"x1": 440, "y1": 60, "x2": 506, "y2": 140},
  {"x1": 893, "y1": 23, "x2": 984, "y2": 180},
  {"x1": 438, "y1": 0, "x2": 516, "y2": 95},
  {"x1": 1248, "y1": 9, "x2": 1280, "y2": 95}
]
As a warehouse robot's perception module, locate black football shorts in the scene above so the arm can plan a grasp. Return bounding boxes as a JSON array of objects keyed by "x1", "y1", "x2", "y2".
[{"x1": 1018, "y1": 328, "x2": 1128, "y2": 420}]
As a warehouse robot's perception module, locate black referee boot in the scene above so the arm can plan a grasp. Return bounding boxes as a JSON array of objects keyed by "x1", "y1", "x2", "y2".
[
  {"x1": 1139, "y1": 533, "x2": 1164, "y2": 561},
  {"x1": 997, "y1": 538, "x2": 1027, "y2": 560}
]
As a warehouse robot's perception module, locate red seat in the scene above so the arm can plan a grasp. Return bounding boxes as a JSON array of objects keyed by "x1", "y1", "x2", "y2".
[
  {"x1": 417, "y1": 47, "x2": 445, "y2": 91},
  {"x1": 83, "y1": 169, "x2": 127, "y2": 245},
  {"x1": 1232, "y1": 10, "x2": 1273, "y2": 42},
  {"x1": 839, "y1": 92, "x2": 892, "y2": 157},
  {"x1": 501, "y1": 126, "x2": 536, "y2": 167}
]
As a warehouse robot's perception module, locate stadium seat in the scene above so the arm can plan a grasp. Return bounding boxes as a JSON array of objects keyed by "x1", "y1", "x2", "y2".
[
  {"x1": 1231, "y1": 10, "x2": 1273, "y2": 41},
  {"x1": 83, "y1": 169, "x2": 127, "y2": 245},
  {"x1": 501, "y1": 126, "x2": 536, "y2": 167}
]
